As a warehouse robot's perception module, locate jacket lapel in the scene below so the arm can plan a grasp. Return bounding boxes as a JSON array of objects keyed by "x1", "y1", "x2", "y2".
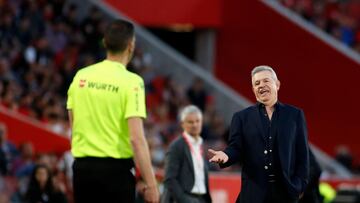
[
  {"x1": 182, "y1": 137, "x2": 195, "y2": 176},
  {"x1": 275, "y1": 102, "x2": 288, "y2": 140},
  {"x1": 252, "y1": 105, "x2": 266, "y2": 141}
]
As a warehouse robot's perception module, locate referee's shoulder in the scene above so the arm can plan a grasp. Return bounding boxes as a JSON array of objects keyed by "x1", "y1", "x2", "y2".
[
  {"x1": 74, "y1": 62, "x2": 101, "y2": 76},
  {"x1": 126, "y1": 70, "x2": 144, "y2": 83}
]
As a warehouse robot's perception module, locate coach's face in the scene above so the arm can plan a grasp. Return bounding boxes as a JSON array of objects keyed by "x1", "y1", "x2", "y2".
[
  {"x1": 252, "y1": 70, "x2": 280, "y2": 106},
  {"x1": 181, "y1": 113, "x2": 202, "y2": 138}
]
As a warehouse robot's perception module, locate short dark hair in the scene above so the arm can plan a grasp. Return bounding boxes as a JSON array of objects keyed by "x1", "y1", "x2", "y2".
[{"x1": 103, "y1": 19, "x2": 135, "y2": 54}]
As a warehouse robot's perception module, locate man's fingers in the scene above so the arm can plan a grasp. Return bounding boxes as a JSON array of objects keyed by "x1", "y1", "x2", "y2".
[
  {"x1": 209, "y1": 157, "x2": 217, "y2": 162},
  {"x1": 208, "y1": 149, "x2": 228, "y2": 163},
  {"x1": 209, "y1": 155, "x2": 222, "y2": 163},
  {"x1": 208, "y1": 149, "x2": 217, "y2": 155}
]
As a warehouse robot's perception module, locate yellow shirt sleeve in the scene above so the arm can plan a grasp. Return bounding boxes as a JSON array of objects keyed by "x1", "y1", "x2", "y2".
[
  {"x1": 66, "y1": 74, "x2": 77, "y2": 110},
  {"x1": 124, "y1": 77, "x2": 146, "y2": 119}
]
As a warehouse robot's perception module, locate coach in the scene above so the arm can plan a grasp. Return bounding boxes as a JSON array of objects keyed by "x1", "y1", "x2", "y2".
[{"x1": 209, "y1": 65, "x2": 309, "y2": 203}]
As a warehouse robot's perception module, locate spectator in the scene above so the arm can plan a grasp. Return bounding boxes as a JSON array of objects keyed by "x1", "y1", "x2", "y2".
[
  {"x1": 25, "y1": 164, "x2": 67, "y2": 203},
  {"x1": 335, "y1": 145, "x2": 353, "y2": 170},
  {"x1": 11, "y1": 142, "x2": 35, "y2": 178},
  {"x1": 186, "y1": 77, "x2": 208, "y2": 111},
  {"x1": 0, "y1": 123, "x2": 18, "y2": 176},
  {"x1": 279, "y1": 0, "x2": 360, "y2": 53},
  {"x1": 0, "y1": 0, "x2": 224, "y2": 178}
]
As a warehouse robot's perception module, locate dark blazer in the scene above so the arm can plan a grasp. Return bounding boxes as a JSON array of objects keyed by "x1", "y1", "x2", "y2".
[
  {"x1": 222, "y1": 102, "x2": 309, "y2": 203},
  {"x1": 161, "y1": 136, "x2": 212, "y2": 203}
]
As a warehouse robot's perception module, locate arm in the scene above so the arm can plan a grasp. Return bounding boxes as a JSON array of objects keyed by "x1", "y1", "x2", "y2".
[
  {"x1": 128, "y1": 117, "x2": 159, "y2": 203},
  {"x1": 222, "y1": 113, "x2": 243, "y2": 167},
  {"x1": 163, "y1": 141, "x2": 195, "y2": 203},
  {"x1": 68, "y1": 110, "x2": 73, "y2": 134}
]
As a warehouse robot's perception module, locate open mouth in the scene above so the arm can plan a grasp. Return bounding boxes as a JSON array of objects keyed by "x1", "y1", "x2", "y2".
[{"x1": 259, "y1": 89, "x2": 269, "y2": 96}]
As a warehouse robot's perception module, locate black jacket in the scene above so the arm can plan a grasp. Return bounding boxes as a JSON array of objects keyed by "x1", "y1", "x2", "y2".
[
  {"x1": 222, "y1": 102, "x2": 310, "y2": 203},
  {"x1": 162, "y1": 136, "x2": 212, "y2": 203}
]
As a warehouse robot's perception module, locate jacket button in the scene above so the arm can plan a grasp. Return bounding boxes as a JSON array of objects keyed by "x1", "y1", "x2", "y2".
[
  {"x1": 264, "y1": 150, "x2": 268, "y2": 154},
  {"x1": 264, "y1": 166, "x2": 268, "y2": 170}
]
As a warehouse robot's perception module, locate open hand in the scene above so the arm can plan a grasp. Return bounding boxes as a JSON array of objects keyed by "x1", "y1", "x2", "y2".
[{"x1": 208, "y1": 149, "x2": 229, "y2": 164}]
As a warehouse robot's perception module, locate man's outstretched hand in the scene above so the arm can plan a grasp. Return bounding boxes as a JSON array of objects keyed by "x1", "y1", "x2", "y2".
[{"x1": 208, "y1": 149, "x2": 229, "y2": 164}]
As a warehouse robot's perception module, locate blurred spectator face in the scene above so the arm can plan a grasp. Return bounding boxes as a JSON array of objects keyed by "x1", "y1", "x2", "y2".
[
  {"x1": 37, "y1": 154, "x2": 52, "y2": 169},
  {"x1": 19, "y1": 17, "x2": 31, "y2": 31},
  {"x1": 193, "y1": 78, "x2": 204, "y2": 91},
  {"x1": 3, "y1": 13, "x2": 12, "y2": 27},
  {"x1": 0, "y1": 123, "x2": 7, "y2": 144},
  {"x1": 252, "y1": 70, "x2": 280, "y2": 105},
  {"x1": 21, "y1": 142, "x2": 34, "y2": 159},
  {"x1": 0, "y1": 193, "x2": 9, "y2": 203},
  {"x1": 35, "y1": 166, "x2": 49, "y2": 188},
  {"x1": 37, "y1": 37, "x2": 49, "y2": 50},
  {"x1": 181, "y1": 112, "x2": 202, "y2": 137}
]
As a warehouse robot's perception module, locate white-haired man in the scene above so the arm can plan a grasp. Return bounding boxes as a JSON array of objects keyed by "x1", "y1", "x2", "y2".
[{"x1": 162, "y1": 105, "x2": 212, "y2": 203}]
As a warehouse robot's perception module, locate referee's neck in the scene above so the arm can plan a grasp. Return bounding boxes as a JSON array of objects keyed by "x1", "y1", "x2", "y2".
[{"x1": 106, "y1": 52, "x2": 129, "y2": 67}]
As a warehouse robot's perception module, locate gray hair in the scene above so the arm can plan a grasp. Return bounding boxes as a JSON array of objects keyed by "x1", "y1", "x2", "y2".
[
  {"x1": 179, "y1": 105, "x2": 202, "y2": 122},
  {"x1": 251, "y1": 65, "x2": 278, "y2": 80}
]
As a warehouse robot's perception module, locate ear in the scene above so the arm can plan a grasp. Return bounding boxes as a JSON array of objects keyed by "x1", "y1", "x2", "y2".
[
  {"x1": 251, "y1": 79, "x2": 256, "y2": 93},
  {"x1": 128, "y1": 37, "x2": 135, "y2": 52},
  {"x1": 252, "y1": 85, "x2": 257, "y2": 95},
  {"x1": 276, "y1": 80, "x2": 280, "y2": 90},
  {"x1": 180, "y1": 121, "x2": 185, "y2": 129}
]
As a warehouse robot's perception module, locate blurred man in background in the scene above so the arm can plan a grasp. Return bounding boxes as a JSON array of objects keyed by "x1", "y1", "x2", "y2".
[{"x1": 162, "y1": 105, "x2": 212, "y2": 203}]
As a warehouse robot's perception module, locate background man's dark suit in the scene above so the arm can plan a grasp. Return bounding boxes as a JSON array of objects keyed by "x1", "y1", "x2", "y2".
[
  {"x1": 161, "y1": 136, "x2": 212, "y2": 203},
  {"x1": 222, "y1": 102, "x2": 309, "y2": 203}
]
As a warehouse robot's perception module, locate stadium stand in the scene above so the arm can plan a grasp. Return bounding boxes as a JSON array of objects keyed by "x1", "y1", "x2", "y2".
[
  {"x1": 1, "y1": 0, "x2": 360, "y2": 202},
  {"x1": 0, "y1": 0, "x2": 232, "y2": 202},
  {"x1": 278, "y1": 0, "x2": 360, "y2": 53}
]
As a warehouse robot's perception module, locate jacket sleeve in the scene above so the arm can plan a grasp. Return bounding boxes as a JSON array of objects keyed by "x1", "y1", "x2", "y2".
[
  {"x1": 221, "y1": 112, "x2": 243, "y2": 168},
  {"x1": 295, "y1": 110, "x2": 310, "y2": 194},
  {"x1": 163, "y1": 142, "x2": 196, "y2": 203}
]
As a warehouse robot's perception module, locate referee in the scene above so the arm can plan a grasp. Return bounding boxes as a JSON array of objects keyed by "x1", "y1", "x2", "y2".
[{"x1": 67, "y1": 19, "x2": 159, "y2": 203}]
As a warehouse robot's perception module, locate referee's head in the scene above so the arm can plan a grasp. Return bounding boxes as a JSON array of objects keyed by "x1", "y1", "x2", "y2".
[{"x1": 103, "y1": 19, "x2": 135, "y2": 57}]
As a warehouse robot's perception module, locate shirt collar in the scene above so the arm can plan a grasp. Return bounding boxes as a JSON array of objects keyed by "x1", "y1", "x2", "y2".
[
  {"x1": 256, "y1": 101, "x2": 280, "y2": 110},
  {"x1": 183, "y1": 131, "x2": 203, "y2": 145},
  {"x1": 103, "y1": 59, "x2": 126, "y2": 70}
]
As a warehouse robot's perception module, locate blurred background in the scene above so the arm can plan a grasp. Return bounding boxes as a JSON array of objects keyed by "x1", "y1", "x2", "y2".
[{"x1": 0, "y1": 0, "x2": 360, "y2": 202}]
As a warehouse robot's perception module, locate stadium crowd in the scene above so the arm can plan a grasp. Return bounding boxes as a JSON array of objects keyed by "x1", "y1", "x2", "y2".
[
  {"x1": 1, "y1": 0, "x2": 360, "y2": 202},
  {"x1": 279, "y1": 0, "x2": 360, "y2": 53},
  {"x1": 0, "y1": 0, "x2": 230, "y2": 202}
]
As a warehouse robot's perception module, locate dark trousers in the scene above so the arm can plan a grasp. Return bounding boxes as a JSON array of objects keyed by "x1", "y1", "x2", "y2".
[
  {"x1": 264, "y1": 181, "x2": 298, "y2": 203},
  {"x1": 73, "y1": 157, "x2": 135, "y2": 203}
]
